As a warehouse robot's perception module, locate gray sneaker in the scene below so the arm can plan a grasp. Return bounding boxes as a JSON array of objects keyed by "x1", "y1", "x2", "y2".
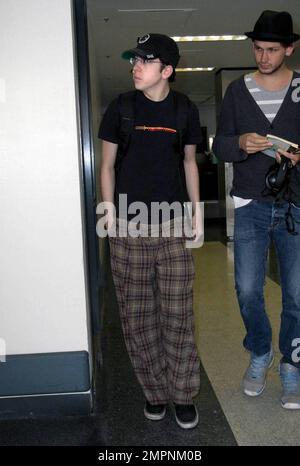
[
  {"x1": 243, "y1": 347, "x2": 274, "y2": 396},
  {"x1": 280, "y1": 363, "x2": 300, "y2": 410}
]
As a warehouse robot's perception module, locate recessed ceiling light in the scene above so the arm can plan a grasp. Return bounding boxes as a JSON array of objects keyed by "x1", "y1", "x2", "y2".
[
  {"x1": 172, "y1": 35, "x2": 247, "y2": 42},
  {"x1": 176, "y1": 67, "x2": 215, "y2": 72},
  {"x1": 118, "y1": 9, "x2": 197, "y2": 13}
]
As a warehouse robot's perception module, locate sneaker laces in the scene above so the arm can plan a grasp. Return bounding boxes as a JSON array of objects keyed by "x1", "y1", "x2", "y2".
[
  {"x1": 248, "y1": 351, "x2": 272, "y2": 379},
  {"x1": 281, "y1": 366, "x2": 300, "y2": 395}
]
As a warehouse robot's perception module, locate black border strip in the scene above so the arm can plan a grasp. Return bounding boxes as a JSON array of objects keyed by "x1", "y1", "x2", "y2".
[
  {"x1": 0, "y1": 394, "x2": 91, "y2": 420},
  {"x1": 72, "y1": 0, "x2": 103, "y2": 338}
]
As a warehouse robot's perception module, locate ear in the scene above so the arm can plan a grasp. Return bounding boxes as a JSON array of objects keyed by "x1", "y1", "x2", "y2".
[
  {"x1": 285, "y1": 45, "x2": 294, "y2": 57},
  {"x1": 162, "y1": 64, "x2": 174, "y2": 80}
]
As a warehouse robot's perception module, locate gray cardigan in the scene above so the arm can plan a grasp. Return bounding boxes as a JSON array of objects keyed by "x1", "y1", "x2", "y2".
[{"x1": 213, "y1": 72, "x2": 300, "y2": 203}]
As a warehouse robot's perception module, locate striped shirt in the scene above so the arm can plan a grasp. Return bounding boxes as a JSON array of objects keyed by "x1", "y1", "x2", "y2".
[
  {"x1": 213, "y1": 71, "x2": 300, "y2": 204},
  {"x1": 233, "y1": 74, "x2": 290, "y2": 208},
  {"x1": 244, "y1": 73, "x2": 289, "y2": 122}
]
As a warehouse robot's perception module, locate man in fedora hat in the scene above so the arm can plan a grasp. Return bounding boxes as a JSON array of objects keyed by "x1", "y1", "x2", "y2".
[{"x1": 213, "y1": 10, "x2": 300, "y2": 409}]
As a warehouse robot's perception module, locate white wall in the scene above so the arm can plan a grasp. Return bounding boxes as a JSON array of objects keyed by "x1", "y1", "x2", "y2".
[{"x1": 0, "y1": 0, "x2": 89, "y2": 355}]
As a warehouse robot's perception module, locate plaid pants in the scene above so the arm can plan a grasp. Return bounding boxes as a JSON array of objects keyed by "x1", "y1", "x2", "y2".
[{"x1": 109, "y1": 223, "x2": 200, "y2": 405}]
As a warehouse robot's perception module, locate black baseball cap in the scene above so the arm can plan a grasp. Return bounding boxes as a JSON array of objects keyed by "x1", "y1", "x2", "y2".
[{"x1": 122, "y1": 33, "x2": 180, "y2": 69}]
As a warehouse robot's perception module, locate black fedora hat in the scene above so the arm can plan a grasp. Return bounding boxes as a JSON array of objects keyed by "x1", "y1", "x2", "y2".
[{"x1": 245, "y1": 10, "x2": 300, "y2": 43}]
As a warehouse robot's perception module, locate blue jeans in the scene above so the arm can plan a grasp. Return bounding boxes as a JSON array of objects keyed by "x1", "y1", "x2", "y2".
[{"x1": 234, "y1": 200, "x2": 300, "y2": 368}]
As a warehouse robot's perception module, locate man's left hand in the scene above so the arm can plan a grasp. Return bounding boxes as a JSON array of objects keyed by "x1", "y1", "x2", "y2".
[
  {"x1": 192, "y1": 213, "x2": 204, "y2": 245},
  {"x1": 276, "y1": 148, "x2": 300, "y2": 166}
]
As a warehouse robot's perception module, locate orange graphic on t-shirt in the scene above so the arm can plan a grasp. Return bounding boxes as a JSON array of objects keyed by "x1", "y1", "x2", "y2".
[{"x1": 135, "y1": 125, "x2": 177, "y2": 133}]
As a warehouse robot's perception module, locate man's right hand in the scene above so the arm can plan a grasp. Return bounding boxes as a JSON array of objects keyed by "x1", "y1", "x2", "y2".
[
  {"x1": 104, "y1": 204, "x2": 116, "y2": 235},
  {"x1": 239, "y1": 133, "x2": 273, "y2": 154}
]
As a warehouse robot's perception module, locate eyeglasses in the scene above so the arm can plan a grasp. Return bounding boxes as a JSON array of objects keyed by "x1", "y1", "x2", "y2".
[{"x1": 129, "y1": 56, "x2": 163, "y2": 66}]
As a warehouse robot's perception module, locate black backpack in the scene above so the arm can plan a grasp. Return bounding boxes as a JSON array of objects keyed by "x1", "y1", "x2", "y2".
[
  {"x1": 115, "y1": 90, "x2": 191, "y2": 201},
  {"x1": 264, "y1": 156, "x2": 300, "y2": 206}
]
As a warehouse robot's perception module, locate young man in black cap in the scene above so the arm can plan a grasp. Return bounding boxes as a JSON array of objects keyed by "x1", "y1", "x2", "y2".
[
  {"x1": 213, "y1": 10, "x2": 300, "y2": 409},
  {"x1": 99, "y1": 33, "x2": 203, "y2": 428}
]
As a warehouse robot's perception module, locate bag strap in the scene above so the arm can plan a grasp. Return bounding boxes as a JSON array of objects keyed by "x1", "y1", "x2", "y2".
[
  {"x1": 172, "y1": 91, "x2": 191, "y2": 202},
  {"x1": 172, "y1": 90, "x2": 190, "y2": 157},
  {"x1": 117, "y1": 90, "x2": 137, "y2": 160}
]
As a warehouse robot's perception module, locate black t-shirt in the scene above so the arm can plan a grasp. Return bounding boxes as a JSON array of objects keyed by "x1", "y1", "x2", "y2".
[{"x1": 98, "y1": 90, "x2": 202, "y2": 220}]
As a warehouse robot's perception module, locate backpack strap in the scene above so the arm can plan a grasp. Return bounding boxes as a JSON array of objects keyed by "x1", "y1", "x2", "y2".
[
  {"x1": 117, "y1": 90, "x2": 137, "y2": 160},
  {"x1": 172, "y1": 90, "x2": 190, "y2": 157},
  {"x1": 113, "y1": 91, "x2": 137, "y2": 195},
  {"x1": 172, "y1": 91, "x2": 191, "y2": 202}
]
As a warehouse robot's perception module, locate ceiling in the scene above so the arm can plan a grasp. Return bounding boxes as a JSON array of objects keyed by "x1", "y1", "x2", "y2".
[{"x1": 87, "y1": 0, "x2": 300, "y2": 108}]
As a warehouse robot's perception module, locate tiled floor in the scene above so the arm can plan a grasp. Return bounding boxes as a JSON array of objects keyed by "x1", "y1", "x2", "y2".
[
  {"x1": 0, "y1": 219, "x2": 299, "y2": 446},
  {"x1": 96, "y1": 264, "x2": 236, "y2": 446},
  {"x1": 193, "y1": 241, "x2": 300, "y2": 446}
]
